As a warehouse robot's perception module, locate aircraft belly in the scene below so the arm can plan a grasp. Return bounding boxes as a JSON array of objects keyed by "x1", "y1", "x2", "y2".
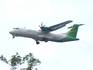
[
  {"x1": 15, "y1": 31, "x2": 29, "y2": 37},
  {"x1": 36, "y1": 33, "x2": 63, "y2": 41},
  {"x1": 12, "y1": 31, "x2": 24, "y2": 36},
  {"x1": 49, "y1": 34, "x2": 66, "y2": 42},
  {"x1": 16, "y1": 31, "x2": 41, "y2": 40}
]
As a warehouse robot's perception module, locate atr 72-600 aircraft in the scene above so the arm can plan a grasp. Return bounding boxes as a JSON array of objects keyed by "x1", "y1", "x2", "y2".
[{"x1": 9, "y1": 20, "x2": 84, "y2": 44}]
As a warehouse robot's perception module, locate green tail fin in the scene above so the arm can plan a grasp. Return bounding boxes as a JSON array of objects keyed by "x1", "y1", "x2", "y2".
[{"x1": 67, "y1": 24, "x2": 79, "y2": 38}]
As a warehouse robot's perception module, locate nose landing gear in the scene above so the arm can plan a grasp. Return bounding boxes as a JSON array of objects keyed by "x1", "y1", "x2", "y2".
[
  {"x1": 13, "y1": 36, "x2": 15, "y2": 38},
  {"x1": 36, "y1": 41, "x2": 40, "y2": 45},
  {"x1": 12, "y1": 35, "x2": 15, "y2": 38}
]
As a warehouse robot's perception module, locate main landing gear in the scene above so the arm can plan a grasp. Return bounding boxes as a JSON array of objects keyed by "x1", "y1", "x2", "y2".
[
  {"x1": 42, "y1": 38, "x2": 48, "y2": 42},
  {"x1": 35, "y1": 36, "x2": 48, "y2": 45},
  {"x1": 35, "y1": 36, "x2": 40, "y2": 45}
]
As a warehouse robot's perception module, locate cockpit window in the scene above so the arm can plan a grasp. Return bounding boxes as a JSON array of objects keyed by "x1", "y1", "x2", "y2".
[{"x1": 13, "y1": 28, "x2": 19, "y2": 30}]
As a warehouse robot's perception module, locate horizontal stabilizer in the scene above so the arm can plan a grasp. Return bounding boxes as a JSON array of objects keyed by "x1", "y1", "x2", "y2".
[
  {"x1": 67, "y1": 24, "x2": 84, "y2": 38},
  {"x1": 68, "y1": 24, "x2": 84, "y2": 29}
]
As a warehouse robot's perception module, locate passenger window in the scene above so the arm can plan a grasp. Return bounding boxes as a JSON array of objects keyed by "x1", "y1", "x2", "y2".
[{"x1": 16, "y1": 28, "x2": 19, "y2": 29}]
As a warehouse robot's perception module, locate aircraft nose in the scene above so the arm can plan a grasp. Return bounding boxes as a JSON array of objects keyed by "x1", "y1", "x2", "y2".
[{"x1": 9, "y1": 31, "x2": 13, "y2": 34}]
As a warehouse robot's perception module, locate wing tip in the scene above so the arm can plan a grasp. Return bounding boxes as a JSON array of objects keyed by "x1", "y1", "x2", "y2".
[{"x1": 68, "y1": 20, "x2": 73, "y2": 22}]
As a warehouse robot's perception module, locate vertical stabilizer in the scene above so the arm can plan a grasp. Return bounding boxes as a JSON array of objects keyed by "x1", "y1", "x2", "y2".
[
  {"x1": 67, "y1": 24, "x2": 83, "y2": 38},
  {"x1": 56, "y1": 24, "x2": 84, "y2": 42}
]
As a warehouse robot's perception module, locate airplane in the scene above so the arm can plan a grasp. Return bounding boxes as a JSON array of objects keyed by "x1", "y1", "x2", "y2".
[{"x1": 9, "y1": 20, "x2": 84, "y2": 45}]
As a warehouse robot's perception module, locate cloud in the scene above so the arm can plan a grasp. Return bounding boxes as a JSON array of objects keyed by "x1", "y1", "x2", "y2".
[{"x1": 2, "y1": 0, "x2": 55, "y2": 20}]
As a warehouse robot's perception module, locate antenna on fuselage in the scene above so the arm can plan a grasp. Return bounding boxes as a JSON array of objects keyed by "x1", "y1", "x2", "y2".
[{"x1": 24, "y1": 27, "x2": 26, "y2": 28}]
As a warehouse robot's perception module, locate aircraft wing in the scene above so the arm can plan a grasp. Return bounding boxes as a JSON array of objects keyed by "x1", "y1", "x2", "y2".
[{"x1": 49, "y1": 20, "x2": 73, "y2": 31}]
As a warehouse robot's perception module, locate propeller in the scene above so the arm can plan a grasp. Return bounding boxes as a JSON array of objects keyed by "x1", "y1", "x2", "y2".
[{"x1": 39, "y1": 22, "x2": 45, "y2": 30}]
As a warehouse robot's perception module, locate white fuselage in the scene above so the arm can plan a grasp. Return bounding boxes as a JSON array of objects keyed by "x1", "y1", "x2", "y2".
[{"x1": 9, "y1": 28, "x2": 67, "y2": 42}]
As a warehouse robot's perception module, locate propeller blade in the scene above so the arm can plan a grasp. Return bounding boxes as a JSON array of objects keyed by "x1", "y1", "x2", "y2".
[
  {"x1": 43, "y1": 25, "x2": 45, "y2": 27},
  {"x1": 39, "y1": 22, "x2": 45, "y2": 30},
  {"x1": 41, "y1": 22, "x2": 43, "y2": 27},
  {"x1": 39, "y1": 25, "x2": 41, "y2": 27}
]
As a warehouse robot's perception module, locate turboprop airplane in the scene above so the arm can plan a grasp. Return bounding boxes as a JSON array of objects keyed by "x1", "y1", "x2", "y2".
[{"x1": 9, "y1": 20, "x2": 84, "y2": 44}]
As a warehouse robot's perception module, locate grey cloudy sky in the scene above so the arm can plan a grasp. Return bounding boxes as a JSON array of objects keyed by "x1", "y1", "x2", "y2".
[{"x1": 0, "y1": 0, "x2": 93, "y2": 70}]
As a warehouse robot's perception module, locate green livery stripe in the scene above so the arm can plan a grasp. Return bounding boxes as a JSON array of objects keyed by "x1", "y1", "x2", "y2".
[
  {"x1": 55, "y1": 24, "x2": 80, "y2": 42},
  {"x1": 56, "y1": 36, "x2": 79, "y2": 42},
  {"x1": 67, "y1": 24, "x2": 79, "y2": 38}
]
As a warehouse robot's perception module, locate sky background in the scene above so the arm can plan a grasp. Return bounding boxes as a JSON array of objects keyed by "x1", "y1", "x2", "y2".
[{"x1": 0, "y1": 0, "x2": 93, "y2": 70}]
